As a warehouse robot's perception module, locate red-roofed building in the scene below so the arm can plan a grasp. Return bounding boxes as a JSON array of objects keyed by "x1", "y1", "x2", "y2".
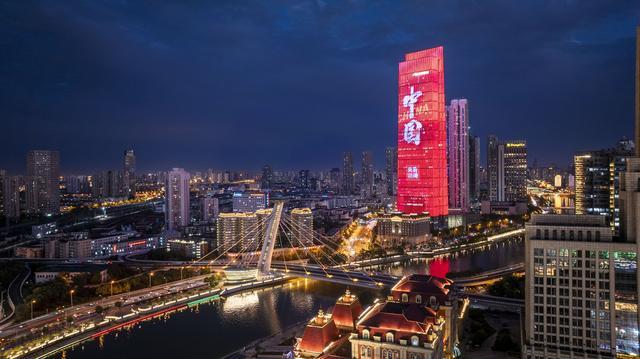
[
  {"x1": 331, "y1": 289, "x2": 363, "y2": 331},
  {"x1": 350, "y1": 300, "x2": 445, "y2": 359},
  {"x1": 297, "y1": 309, "x2": 340, "y2": 357},
  {"x1": 390, "y1": 274, "x2": 460, "y2": 358}
]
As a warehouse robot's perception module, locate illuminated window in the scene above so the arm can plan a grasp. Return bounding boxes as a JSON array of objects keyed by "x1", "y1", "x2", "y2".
[
  {"x1": 411, "y1": 336, "x2": 419, "y2": 346},
  {"x1": 362, "y1": 329, "x2": 370, "y2": 340},
  {"x1": 415, "y1": 295, "x2": 422, "y2": 304},
  {"x1": 386, "y1": 332, "x2": 394, "y2": 343},
  {"x1": 402, "y1": 293, "x2": 408, "y2": 302}
]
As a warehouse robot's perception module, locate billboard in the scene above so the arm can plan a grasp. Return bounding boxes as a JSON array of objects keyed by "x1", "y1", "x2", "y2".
[{"x1": 397, "y1": 47, "x2": 448, "y2": 217}]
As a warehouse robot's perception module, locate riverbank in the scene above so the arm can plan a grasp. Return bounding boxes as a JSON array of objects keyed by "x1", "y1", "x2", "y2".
[
  {"x1": 347, "y1": 227, "x2": 524, "y2": 269},
  {"x1": 4, "y1": 276, "x2": 292, "y2": 359}
]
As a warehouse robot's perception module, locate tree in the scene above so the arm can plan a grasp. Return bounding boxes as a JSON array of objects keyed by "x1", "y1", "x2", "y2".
[
  {"x1": 95, "y1": 305, "x2": 104, "y2": 314},
  {"x1": 487, "y1": 274, "x2": 524, "y2": 299}
]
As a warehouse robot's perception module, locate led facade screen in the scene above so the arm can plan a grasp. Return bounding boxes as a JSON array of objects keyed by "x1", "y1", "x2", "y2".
[{"x1": 397, "y1": 47, "x2": 448, "y2": 217}]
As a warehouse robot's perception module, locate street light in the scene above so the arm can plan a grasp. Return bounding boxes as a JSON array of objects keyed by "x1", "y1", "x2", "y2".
[
  {"x1": 149, "y1": 272, "x2": 154, "y2": 288},
  {"x1": 180, "y1": 266, "x2": 184, "y2": 281},
  {"x1": 31, "y1": 299, "x2": 36, "y2": 320},
  {"x1": 110, "y1": 280, "x2": 115, "y2": 296},
  {"x1": 69, "y1": 290, "x2": 75, "y2": 307}
]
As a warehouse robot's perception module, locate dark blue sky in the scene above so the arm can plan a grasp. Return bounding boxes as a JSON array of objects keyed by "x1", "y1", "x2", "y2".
[{"x1": 1, "y1": 1, "x2": 639, "y2": 174}]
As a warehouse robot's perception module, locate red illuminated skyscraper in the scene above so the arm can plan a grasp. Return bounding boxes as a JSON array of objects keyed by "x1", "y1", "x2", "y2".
[{"x1": 396, "y1": 47, "x2": 448, "y2": 217}]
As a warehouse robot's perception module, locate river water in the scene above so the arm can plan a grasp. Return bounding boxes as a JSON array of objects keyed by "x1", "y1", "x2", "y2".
[{"x1": 56, "y1": 238, "x2": 523, "y2": 358}]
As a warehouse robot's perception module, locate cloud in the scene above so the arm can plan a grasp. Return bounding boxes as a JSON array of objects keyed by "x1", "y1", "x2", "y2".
[{"x1": 0, "y1": 0, "x2": 638, "y2": 172}]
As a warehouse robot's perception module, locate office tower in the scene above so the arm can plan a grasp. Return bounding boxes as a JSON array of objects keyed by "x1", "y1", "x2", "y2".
[
  {"x1": 397, "y1": 47, "x2": 448, "y2": 217},
  {"x1": 290, "y1": 208, "x2": 313, "y2": 246},
  {"x1": 232, "y1": 192, "x2": 267, "y2": 213},
  {"x1": 361, "y1": 151, "x2": 374, "y2": 196},
  {"x1": 575, "y1": 145, "x2": 633, "y2": 235},
  {"x1": 329, "y1": 168, "x2": 341, "y2": 193},
  {"x1": 447, "y1": 99, "x2": 470, "y2": 211},
  {"x1": 385, "y1": 147, "x2": 397, "y2": 196},
  {"x1": 201, "y1": 196, "x2": 219, "y2": 223},
  {"x1": 503, "y1": 140, "x2": 528, "y2": 201},
  {"x1": 524, "y1": 214, "x2": 639, "y2": 358},
  {"x1": 165, "y1": 168, "x2": 190, "y2": 232},
  {"x1": 123, "y1": 149, "x2": 136, "y2": 198},
  {"x1": 261, "y1": 165, "x2": 273, "y2": 190},
  {"x1": 342, "y1": 152, "x2": 354, "y2": 195},
  {"x1": 487, "y1": 135, "x2": 505, "y2": 201},
  {"x1": 469, "y1": 136, "x2": 481, "y2": 202},
  {"x1": 26, "y1": 150, "x2": 60, "y2": 215},
  {"x1": 299, "y1": 169, "x2": 310, "y2": 190},
  {"x1": 217, "y1": 212, "x2": 258, "y2": 253}
]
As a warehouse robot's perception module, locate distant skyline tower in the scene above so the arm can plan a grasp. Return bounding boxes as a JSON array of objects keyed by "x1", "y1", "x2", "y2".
[
  {"x1": 26, "y1": 150, "x2": 60, "y2": 215},
  {"x1": 469, "y1": 135, "x2": 480, "y2": 202},
  {"x1": 503, "y1": 140, "x2": 528, "y2": 201},
  {"x1": 385, "y1": 146, "x2": 397, "y2": 196},
  {"x1": 361, "y1": 151, "x2": 374, "y2": 196},
  {"x1": 342, "y1": 152, "x2": 354, "y2": 195},
  {"x1": 165, "y1": 168, "x2": 190, "y2": 232},
  {"x1": 261, "y1": 165, "x2": 273, "y2": 190},
  {"x1": 487, "y1": 135, "x2": 505, "y2": 201},
  {"x1": 397, "y1": 47, "x2": 448, "y2": 217},
  {"x1": 298, "y1": 169, "x2": 310, "y2": 190},
  {"x1": 123, "y1": 149, "x2": 136, "y2": 198},
  {"x1": 447, "y1": 99, "x2": 469, "y2": 211}
]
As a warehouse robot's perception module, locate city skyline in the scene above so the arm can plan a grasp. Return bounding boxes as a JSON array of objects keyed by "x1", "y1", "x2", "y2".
[{"x1": 1, "y1": 2, "x2": 639, "y2": 173}]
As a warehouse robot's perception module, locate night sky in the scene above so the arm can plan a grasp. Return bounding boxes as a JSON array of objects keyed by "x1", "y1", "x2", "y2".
[{"x1": 1, "y1": 1, "x2": 639, "y2": 174}]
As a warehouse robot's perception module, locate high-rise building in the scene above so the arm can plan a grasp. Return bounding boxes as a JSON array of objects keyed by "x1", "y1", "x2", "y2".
[
  {"x1": 487, "y1": 135, "x2": 505, "y2": 201},
  {"x1": 469, "y1": 136, "x2": 481, "y2": 202},
  {"x1": 361, "y1": 151, "x2": 374, "y2": 196},
  {"x1": 329, "y1": 168, "x2": 341, "y2": 193},
  {"x1": 524, "y1": 214, "x2": 639, "y2": 358},
  {"x1": 5, "y1": 176, "x2": 21, "y2": 219},
  {"x1": 575, "y1": 145, "x2": 633, "y2": 236},
  {"x1": 397, "y1": 47, "x2": 448, "y2": 217},
  {"x1": 299, "y1": 169, "x2": 310, "y2": 190},
  {"x1": 232, "y1": 192, "x2": 267, "y2": 213},
  {"x1": 261, "y1": 165, "x2": 273, "y2": 190},
  {"x1": 447, "y1": 99, "x2": 470, "y2": 211},
  {"x1": 290, "y1": 208, "x2": 313, "y2": 246},
  {"x1": 26, "y1": 150, "x2": 60, "y2": 215},
  {"x1": 165, "y1": 168, "x2": 190, "y2": 232},
  {"x1": 91, "y1": 170, "x2": 126, "y2": 198},
  {"x1": 123, "y1": 149, "x2": 136, "y2": 198},
  {"x1": 201, "y1": 195, "x2": 219, "y2": 223},
  {"x1": 503, "y1": 140, "x2": 528, "y2": 201},
  {"x1": 217, "y1": 212, "x2": 258, "y2": 253},
  {"x1": 385, "y1": 147, "x2": 397, "y2": 196},
  {"x1": 342, "y1": 152, "x2": 354, "y2": 195}
]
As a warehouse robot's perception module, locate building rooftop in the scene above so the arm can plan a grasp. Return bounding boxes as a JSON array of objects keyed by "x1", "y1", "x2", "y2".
[
  {"x1": 357, "y1": 301, "x2": 437, "y2": 334},
  {"x1": 529, "y1": 214, "x2": 609, "y2": 227},
  {"x1": 391, "y1": 274, "x2": 453, "y2": 298}
]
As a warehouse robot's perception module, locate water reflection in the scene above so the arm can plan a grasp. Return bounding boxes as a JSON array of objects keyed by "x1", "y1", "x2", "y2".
[
  {"x1": 371, "y1": 238, "x2": 524, "y2": 277},
  {"x1": 58, "y1": 241, "x2": 523, "y2": 358},
  {"x1": 60, "y1": 280, "x2": 379, "y2": 359}
]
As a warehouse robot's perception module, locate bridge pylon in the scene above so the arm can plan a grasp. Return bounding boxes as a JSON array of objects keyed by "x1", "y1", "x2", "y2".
[{"x1": 257, "y1": 201, "x2": 284, "y2": 277}]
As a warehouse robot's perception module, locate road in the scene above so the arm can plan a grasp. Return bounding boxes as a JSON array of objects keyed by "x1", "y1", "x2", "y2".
[{"x1": 0, "y1": 273, "x2": 211, "y2": 340}]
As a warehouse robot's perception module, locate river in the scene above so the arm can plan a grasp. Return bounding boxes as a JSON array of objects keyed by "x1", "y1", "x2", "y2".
[{"x1": 53, "y1": 238, "x2": 523, "y2": 358}]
